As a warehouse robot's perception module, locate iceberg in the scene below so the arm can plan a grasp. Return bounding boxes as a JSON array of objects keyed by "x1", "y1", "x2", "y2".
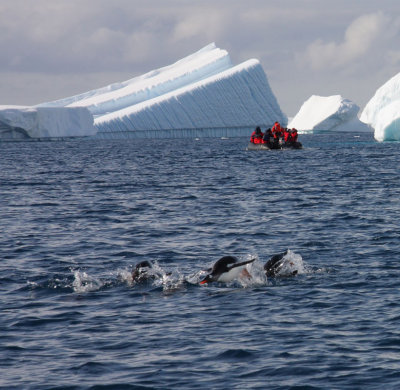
[
  {"x1": 0, "y1": 106, "x2": 95, "y2": 140},
  {"x1": 94, "y1": 59, "x2": 285, "y2": 138},
  {"x1": 39, "y1": 43, "x2": 286, "y2": 139},
  {"x1": 360, "y1": 72, "x2": 400, "y2": 141},
  {"x1": 38, "y1": 43, "x2": 232, "y2": 116},
  {"x1": 371, "y1": 100, "x2": 400, "y2": 142},
  {"x1": 289, "y1": 95, "x2": 371, "y2": 132}
]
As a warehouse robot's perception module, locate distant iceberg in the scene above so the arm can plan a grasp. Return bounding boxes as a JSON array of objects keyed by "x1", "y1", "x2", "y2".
[
  {"x1": 39, "y1": 43, "x2": 287, "y2": 139},
  {"x1": 370, "y1": 101, "x2": 400, "y2": 142},
  {"x1": 289, "y1": 95, "x2": 371, "y2": 133},
  {"x1": 0, "y1": 106, "x2": 95, "y2": 140},
  {"x1": 360, "y1": 72, "x2": 400, "y2": 141}
]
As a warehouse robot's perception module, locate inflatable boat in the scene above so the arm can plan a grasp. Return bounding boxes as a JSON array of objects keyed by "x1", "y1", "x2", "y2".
[{"x1": 246, "y1": 141, "x2": 302, "y2": 150}]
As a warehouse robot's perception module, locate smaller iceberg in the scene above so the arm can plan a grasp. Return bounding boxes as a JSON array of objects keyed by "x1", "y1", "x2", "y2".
[
  {"x1": 0, "y1": 106, "x2": 96, "y2": 140},
  {"x1": 289, "y1": 95, "x2": 371, "y2": 132},
  {"x1": 360, "y1": 72, "x2": 400, "y2": 141},
  {"x1": 371, "y1": 101, "x2": 400, "y2": 142}
]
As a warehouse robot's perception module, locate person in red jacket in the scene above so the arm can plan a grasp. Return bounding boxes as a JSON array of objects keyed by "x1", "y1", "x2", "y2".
[
  {"x1": 283, "y1": 128, "x2": 291, "y2": 143},
  {"x1": 271, "y1": 121, "x2": 281, "y2": 136},
  {"x1": 250, "y1": 126, "x2": 264, "y2": 144},
  {"x1": 271, "y1": 122, "x2": 282, "y2": 148},
  {"x1": 292, "y1": 128, "x2": 298, "y2": 142}
]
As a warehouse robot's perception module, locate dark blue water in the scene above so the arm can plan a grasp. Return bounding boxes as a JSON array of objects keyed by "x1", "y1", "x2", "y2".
[{"x1": 1, "y1": 133, "x2": 400, "y2": 390}]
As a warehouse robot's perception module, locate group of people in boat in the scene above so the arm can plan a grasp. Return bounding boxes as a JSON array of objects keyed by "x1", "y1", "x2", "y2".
[{"x1": 250, "y1": 121, "x2": 301, "y2": 149}]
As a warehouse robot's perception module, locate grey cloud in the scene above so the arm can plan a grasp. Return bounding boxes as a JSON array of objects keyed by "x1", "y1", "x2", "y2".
[{"x1": 1, "y1": 0, "x2": 400, "y2": 115}]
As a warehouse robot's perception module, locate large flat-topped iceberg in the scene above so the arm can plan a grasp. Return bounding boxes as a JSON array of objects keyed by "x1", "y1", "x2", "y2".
[
  {"x1": 39, "y1": 43, "x2": 286, "y2": 138},
  {"x1": 94, "y1": 59, "x2": 285, "y2": 137},
  {"x1": 360, "y1": 72, "x2": 400, "y2": 141},
  {"x1": 289, "y1": 95, "x2": 370, "y2": 132},
  {"x1": 0, "y1": 106, "x2": 95, "y2": 140},
  {"x1": 40, "y1": 43, "x2": 232, "y2": 116}
]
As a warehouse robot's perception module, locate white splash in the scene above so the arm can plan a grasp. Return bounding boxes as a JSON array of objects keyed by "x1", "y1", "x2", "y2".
[
  {"x1": 275, "y1": 249, "x2": 306, "y2": 277},
  {"x1": 72, "y1": 270, "x2": 103, "y2": 293}
]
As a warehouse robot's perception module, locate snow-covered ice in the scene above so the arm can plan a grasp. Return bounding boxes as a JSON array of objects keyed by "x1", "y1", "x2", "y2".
[
  {"x1": 39, "y1": 43, "x2": 232, "y2": 116},
  {"x1": 371, "y1": 100, "x2": 400, "y2": 142},
  {"x1": 39, "y1": 43, "x2": 287, "y2": 139},
  {"x1": 0, "y1": 106, "x2": 95, "y2": 140},
  {"x1": 289, "y1": 95, "x2": 371, "y2": 132},
  {"x1": 94, "y1": 59, "x2": 285, "y2": 138},
  {"x1": 360, "y1": 71, "x2": 400, "y2": 141}
]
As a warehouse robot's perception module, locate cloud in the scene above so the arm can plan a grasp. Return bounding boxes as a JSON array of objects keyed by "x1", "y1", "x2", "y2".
[
  {"x1": 0, "y1": 0, "x2": 321, "y2": 74},
  {"x1": 300, "y1": 12, "x2": 390, "y2": 70},
  {"x1": 1, "y1": 0, "x2": 400, "y2": 114},
  {"x1": 387, "y1": 50, "x2": 400, "y2": 66},
  {"x1": 172, "y1": 13, "x2": 225, "y2": 42},
  {"x1": 0, "y1": 1, "x2": 176, "y2": 73}
]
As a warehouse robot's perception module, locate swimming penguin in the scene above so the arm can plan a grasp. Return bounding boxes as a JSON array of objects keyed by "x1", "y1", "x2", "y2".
[
  {"x1": 199, "y1": 256, "x2": 255, "y2": 285},
  {"x1": 132, "y1": 261, "x2": 153, "y2": 283},
  {"x1": 264, "y1": 250, "x2": 298, "y2": 277}
]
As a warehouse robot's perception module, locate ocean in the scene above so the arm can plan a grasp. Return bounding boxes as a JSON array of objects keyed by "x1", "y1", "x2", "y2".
[{"x1": 1, "y1": 132, "x2": 400, "y2": 390}]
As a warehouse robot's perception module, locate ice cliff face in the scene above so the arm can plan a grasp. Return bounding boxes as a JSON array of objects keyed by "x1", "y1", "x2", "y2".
[
  {"x1": 40, "y1": 43, "x2": 287, "y2": 139},
  {"x1": 360, "y1": 72, "x2": 400, "y2": 141},
  {"x1": 94, "y1": 59, "x2": 285, "y2": 138},
  {"x1": 289, "y1": 95, "x2": 370, "y2": 132},
  {"x1": 0, "y1": 106, "x2": 95, "y2": 140}
]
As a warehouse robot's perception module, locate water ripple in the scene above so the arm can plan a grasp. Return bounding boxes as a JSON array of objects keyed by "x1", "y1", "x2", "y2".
[{"x1": 1, "y1": 134, "x2": 400, "y2": 389}]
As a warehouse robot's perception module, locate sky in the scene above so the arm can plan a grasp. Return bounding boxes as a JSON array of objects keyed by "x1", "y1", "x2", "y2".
[{"x1": 0, "y1": 0, "x2": 400, "y2": 116}]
